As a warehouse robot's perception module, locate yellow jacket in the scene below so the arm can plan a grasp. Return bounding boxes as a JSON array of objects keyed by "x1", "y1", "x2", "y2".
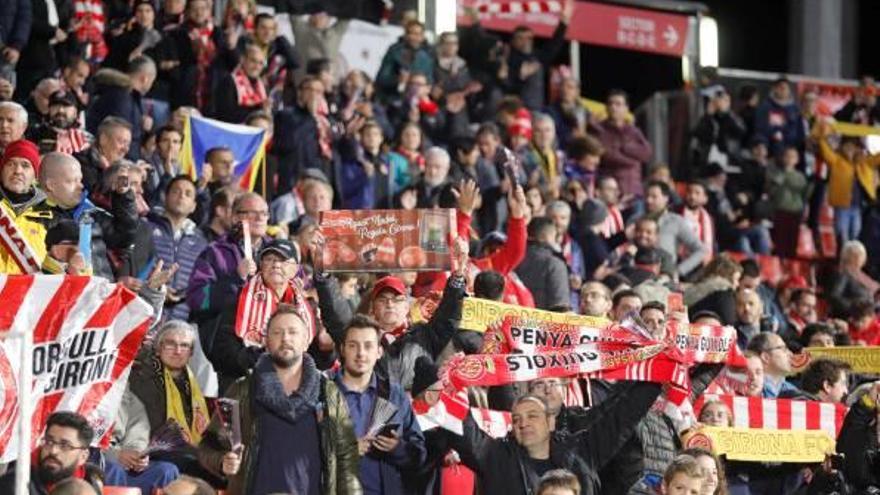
[
  {"x1": 817, "y1": 138, "x2": 880, "y2": 208},
  {"x1": 0, "y1": 189, "x2": 53, "y2": 274}
]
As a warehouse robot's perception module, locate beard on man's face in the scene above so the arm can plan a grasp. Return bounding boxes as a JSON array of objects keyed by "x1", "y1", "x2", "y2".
[
  {"x1": 270, "y1": 346, "x2": 301, "y2": 368},
  {"x1": 37, "y1": 453, "x2": 78, "y2": 484}
]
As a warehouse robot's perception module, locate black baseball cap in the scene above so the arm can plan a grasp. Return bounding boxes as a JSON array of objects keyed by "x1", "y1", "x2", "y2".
[
  {"x1": 258, "y1": 239, "x2": 299, "y2": 263},
  {"x1": 48, "y1": 90, "x2": 77, "y2": 108}
]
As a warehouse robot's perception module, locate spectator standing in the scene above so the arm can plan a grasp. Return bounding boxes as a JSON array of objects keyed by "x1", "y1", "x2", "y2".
[
  {"x1": 28, "y1": 90, "x2": 93, "y2": 155},
  {"x1": 158, "y1": 0, "x2": 236, "y2": 110},
  {"x1": 0, "y1": 0, "x2": 32, "y2": 84},
  {"x1": 516, "y1": 216, "x2": 570, "y2": 310},
  {"x1": 754, "y1": 77, "x2": 804, "y2": 156},
  {"x1": 211, "y1": 238, "x2": 316, "y2": 390},
  {"x1": 106, "y1": 0, "x2": 163, "y2": 73},
  {"x1": 746, "y1": 332, "x2": 799, "y2": 398},
  {"x1": 376, "y1": 20, "x2": 434, "y2": 100},
  {"x1": 500, "y1": 0, "x2": 573, "y2": 110},
  {"x1": 765, "y1": 145, "x2": 810, "y2": 258},
  {"x1": 547, "y1": 75, "x2": 590, "y2": 150},
  {"x1": 249, "y1": 13, "x2": 298, "y2": 107},
  {"x1": 291, "y1": 11, "x2": 350, "y2": 82},
  {"x1": 639, "y1": 181, "x2": 708, "y2": 277},
  {"x1": 75, "y1": 116, "x2": 132, "y2": 194},
  {"x1": 691, "y1": 87, "x2": 746, "y2": 171},
  {"x1": 590, "y1": 90, "x2": 652, "y2": 199},
  {"x1": 16, "y1": 0, "x2": 67, "y2": 99},
  {"x1": 0, "y1": 139, "x2": 51, "y2": 274},
  {"x1": 148, "y1": 176, "x2": 207, "y2": 321},
  {"x1": 213, "y1": 43, "x2": 267, "y2": 123},
  {"x1": 814, "y1": 121, "x2": 880, "y2": 243},
  {"x1": 86, "y1": 56, "x2": 157, "y2": 160},
  {"x1": 40, "y1": 152, "x2": 138, "y2": 280},
  {"x1": 329, "y1": 315, "x2": 427, "y2": 494},
  {"x1": 198, "y1": 304, "x2": 362, "y2": 495}
]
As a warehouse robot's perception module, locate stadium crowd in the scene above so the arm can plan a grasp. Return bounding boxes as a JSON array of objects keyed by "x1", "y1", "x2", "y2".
[{"x1": 0, "y1": 0, "x2": 878, "y2": 494}]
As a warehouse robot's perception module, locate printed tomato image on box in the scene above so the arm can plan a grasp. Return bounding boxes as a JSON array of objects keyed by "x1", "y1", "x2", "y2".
[{"x1": 319, "y1": 209, "x2": 457, "y2": 272}]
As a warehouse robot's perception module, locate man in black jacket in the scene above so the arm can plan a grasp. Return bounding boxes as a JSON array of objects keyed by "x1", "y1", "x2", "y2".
[
  {"x1": 837, "y1": 381, "x2": 880, "y2": 491},
  {"x1": 515, "y1": 216, "x2": 570, "y2": 310},
  {"x1": 500, "y1": 0, "x2": 573, "y2": 110},
  {"x1": 273, "y1": 76, "x2": 330, "y2": 192},
  {"x1": 40, "y1": 151, "x2": 138, "y2": 281},
  {"x1": 86, "y1": 56, "x2": 156, "y2": 160},
  {"x1": 314, "y1": 236, "x2": 469, "y2": 390},
  {"x1": 447, "y1": 382, "x2": 662, "y2": 495}
]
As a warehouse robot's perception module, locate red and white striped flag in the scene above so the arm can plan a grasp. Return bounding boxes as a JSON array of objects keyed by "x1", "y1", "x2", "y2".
[
  {"x1": 413, "y1": 388, "x2": 470, "y2": 435},
  {"x1": 693, "y1": 394, "x2": 848, "y2": 438},
  {"x1": 0, "y1": 275, "x2": 154, "y2": 461}
]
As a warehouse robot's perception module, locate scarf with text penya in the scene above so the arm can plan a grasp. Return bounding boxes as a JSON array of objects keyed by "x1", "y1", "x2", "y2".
[{"x1": 482, "y1": 315, "x2": 745, "y2": 367}]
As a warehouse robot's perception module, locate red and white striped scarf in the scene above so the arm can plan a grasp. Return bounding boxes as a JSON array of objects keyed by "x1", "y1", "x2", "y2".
[
  {"x1": 315, "y1": 97, "x2": 333, "y2": 160},
  {"x1": 599, "y1": 204, "x2": 624, "y2": 238},
  {"x1": 55, "y1": 129, "x2": 89, "y2": 154},
  {"x1": 681, "y1": 206, "x2": 714, "y2": 261},
  {"x1": 73, "y1": 0, "x2": 107, "y2": 62},
  {"x1": 188, "y1": 23, "x2": 216, "y2": 110},
  {"x1": 234, "y1": 275, "x2": 315, "y2": 346},
  {"x1": 231, "y1": 66, "x2": 267, "y2": 108},
  {"x1": 0, "y1": 201, "x2": 42, "y2": 274},
  {"x1": 694, "y1": 394, "x2": 848, "y2": 438}
]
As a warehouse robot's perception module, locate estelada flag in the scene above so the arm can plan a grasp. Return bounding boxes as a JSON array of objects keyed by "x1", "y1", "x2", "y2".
[
  {"x1": 179, "y1": 115, "x2": 268, "y2": 192},
  {"x1": 0, "y1": 275, "x2": 154, "y2": 461}
]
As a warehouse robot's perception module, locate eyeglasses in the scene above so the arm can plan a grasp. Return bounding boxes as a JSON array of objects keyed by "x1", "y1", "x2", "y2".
[
  {"x1": 161, "y1": 341, "x2": 193, "y2": 352},
  {"x1": 236, "y1": 210, "x2": 269, "y2": 219},
  {"x1": 374, "y1": 295, "x2": 407, "y2": 306},
  {"x1": 40, "y1": 437, "x2": 87, "y2": 453}
]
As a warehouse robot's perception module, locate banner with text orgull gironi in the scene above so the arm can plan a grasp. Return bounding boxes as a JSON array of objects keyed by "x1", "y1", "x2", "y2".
[{"x1": 0, "y1": 275, "x2": 153, "y2": 462}]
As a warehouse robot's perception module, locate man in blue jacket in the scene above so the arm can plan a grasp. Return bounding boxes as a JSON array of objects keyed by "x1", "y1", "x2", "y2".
[
  {"x1": 148, "y1": 175, "x2": 208, "y2": 321},
  {"x1": 330, "y1": 314, "x2": 427, "y2": 494}
]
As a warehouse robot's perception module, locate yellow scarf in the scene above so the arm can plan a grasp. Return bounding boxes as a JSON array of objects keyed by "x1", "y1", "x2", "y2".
[{"x1": 163, "y1": 366, "x2": 210, "y2": 445}]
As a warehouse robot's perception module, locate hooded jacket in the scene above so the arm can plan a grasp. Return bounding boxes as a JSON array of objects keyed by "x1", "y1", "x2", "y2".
[{"x1": 85, "y1": 68, "x2": 145, "y2": 160}]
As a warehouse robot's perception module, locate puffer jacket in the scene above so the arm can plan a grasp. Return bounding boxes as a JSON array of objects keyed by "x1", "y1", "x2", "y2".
[
  {"x1": 603, "y1": 363, "x2": 723, "y2": 494},
  {"x1": 315, "y1": 273, "x2": 466, "y2": 390},
  {"x1": 0, "y1": 188, "x2": 52, "y2": 274},
  {"x1": 198, "y1": 354, "x2": 362, "y2": 495},
  {"x1": 836, "y1": 386, "x2": 879, "y2": 490}
]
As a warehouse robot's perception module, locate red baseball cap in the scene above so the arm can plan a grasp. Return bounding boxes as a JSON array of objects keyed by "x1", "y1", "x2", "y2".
[{"x1": 371, "y1": 276, "x2": 406, "y2": 300}]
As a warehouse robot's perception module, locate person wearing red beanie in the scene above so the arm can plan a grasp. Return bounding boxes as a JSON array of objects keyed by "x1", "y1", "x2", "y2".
[
  {"x1": 1, "y1": 139, "x2": 42, "y2": 192},
  {"x1": 0, "y1": 138, "x2": 52, "y2": 274}
]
